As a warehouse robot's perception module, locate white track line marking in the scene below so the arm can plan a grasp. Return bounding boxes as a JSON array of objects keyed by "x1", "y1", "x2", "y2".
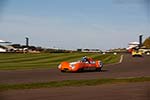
[
  {"x1": 104, "y1": 54, "x2": 124, "y2": 66},
  {"x1": 119, "y1": 55, "x2": 124, "y2": 63}
]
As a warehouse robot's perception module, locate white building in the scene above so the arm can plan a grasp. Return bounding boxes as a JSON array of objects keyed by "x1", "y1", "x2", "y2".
[
  {"x1": 0, "y1": 39, "x2": 14, "y2": 52},
  {"x1": 127, "y1": 42, "x2": 139, "y2": 50}
]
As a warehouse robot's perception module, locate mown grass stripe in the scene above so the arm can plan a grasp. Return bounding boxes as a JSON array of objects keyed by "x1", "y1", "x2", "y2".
[
  {"x1": 102, "y1": 54, "x2": 120, "y2": 64},
  {"x1": 0, "y1": 53, "x2": 121, "y2": 70},
  {"x1": 24, "y1": 53, "x2": 95, "y2": 64},
  {"x1": 0, "y1": 77, "x2": 150, "y2": 91},
  {"x1": 22, "y1": 53, "x2": 83, "y2": 64},
  {"x1": 0, "y1": 54, "x2": 44, "y2": 62},
  {"x1": 63, "y1": 53, "x2": 98, "y2": 62},
  {"x1": 0, "y1": 53, "x2": 77, "y2": 63},
  {"x1": 48, "y1": 53, "x2": 94, "y2": 63},
  {"x1": 0, "y1": 53, "x2": 47, "y2": 60},
  {"x1": 0, "y1": 54, "x2": 97, "y2": 64},
  {"x1": 66, "y1": 53, "x2": 101, "y2": 62}
]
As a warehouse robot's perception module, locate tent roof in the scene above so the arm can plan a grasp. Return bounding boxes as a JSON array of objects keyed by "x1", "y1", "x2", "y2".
[{"x1": 0, "y1": 40, "x2": 11, "y2": 43}]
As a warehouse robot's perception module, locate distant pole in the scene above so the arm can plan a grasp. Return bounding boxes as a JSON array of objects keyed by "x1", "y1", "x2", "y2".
[
  {"x1": 139, "y1": 34, "x2": 143, "y2": 48},
  {"x1": 25, "y1": 37, "x2": 29, "y2": 47}
]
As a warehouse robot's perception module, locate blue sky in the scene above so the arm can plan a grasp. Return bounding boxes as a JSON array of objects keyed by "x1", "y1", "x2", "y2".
[{"x1": 0, "y1": 0, "x2": 150, "y2": 50}]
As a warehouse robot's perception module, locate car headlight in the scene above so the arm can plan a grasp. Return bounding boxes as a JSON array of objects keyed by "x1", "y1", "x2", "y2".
[
  {"x1": 58, "y1": 64, "x2": 61, "y2": 69},
  {"x1": 147, "y1": 52, "x2": 150, "y2": 55}
]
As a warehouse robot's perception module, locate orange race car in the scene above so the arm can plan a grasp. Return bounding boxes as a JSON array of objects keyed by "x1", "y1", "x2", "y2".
[{"x1": 58, "y1": 57, "x2": 103, "y2": 72}]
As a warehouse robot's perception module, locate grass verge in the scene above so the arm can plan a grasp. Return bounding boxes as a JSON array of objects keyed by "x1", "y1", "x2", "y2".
[
  {"x1": 0, "y1": 53, "x2": 121, "y2": 70},
  {"x1": 0, "y1": 77, "x2": 150, "y2": 91}
]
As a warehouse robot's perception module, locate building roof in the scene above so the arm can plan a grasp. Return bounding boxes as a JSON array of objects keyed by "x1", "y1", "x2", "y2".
[
  {"x1": 128, "y1": 42, "x2": 139, "y2": 45},
  {"x1": 0, "y1": 40, "x2": 11, "y2": 43},
  {"x1": 127, "y1": 41, "x2": 139, "y2": 50}
]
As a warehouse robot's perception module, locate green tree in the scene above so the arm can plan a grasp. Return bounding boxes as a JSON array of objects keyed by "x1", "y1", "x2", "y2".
[{"x1": 143, "y1": 37, "x2": 150, "y2": 48}]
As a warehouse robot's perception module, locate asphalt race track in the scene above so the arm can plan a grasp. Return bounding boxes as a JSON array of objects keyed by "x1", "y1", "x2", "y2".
[
  {"x1": 1, "y1": 82, "x2": 150, "y2": 100},
  {"x1": 0, "y1": 54, "x2": 150, "y2": 100},
  {"x1": 0, "y1": 54, "x2": 150, "y2": 84}
]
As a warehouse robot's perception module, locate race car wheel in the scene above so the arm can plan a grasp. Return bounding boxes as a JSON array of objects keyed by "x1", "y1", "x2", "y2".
[
  {"x1": 132, "y1": 55, "x2": 135, "y2": 57},
  {"x1": 61, "y1": 70, "x2": 65, "y2": 72},
  {"x1": 96, "y1": 68, "x2": 102, "y2": 72},
  {"x1": 78, "y1": 68, "x2": 84, "y2": 72}
]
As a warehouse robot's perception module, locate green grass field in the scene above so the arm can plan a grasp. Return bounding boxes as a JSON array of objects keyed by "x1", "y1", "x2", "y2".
[
  {"x1": 0, "y1": 77, "x2": 150, "y2": 91},
  {"x1": 0, "y1": 53, "x2": 121, "y2": 70}
]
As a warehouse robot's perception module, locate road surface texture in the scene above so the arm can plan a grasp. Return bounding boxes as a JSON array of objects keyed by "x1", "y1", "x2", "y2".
[
  {"x1": 0, "y1": 54, "x2": 150, "y2": 100},
  {"x1": 0, "y1": 54, "x2": 150, "y2": 84},
  {"x1": 1, "y1": 82, "x2": 150, "y2": 100}
]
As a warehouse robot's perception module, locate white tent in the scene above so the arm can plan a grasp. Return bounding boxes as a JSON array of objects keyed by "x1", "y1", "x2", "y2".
[
  {"x1": 0, "y1": 39, "x2": 11, "y2": 43},
  {"x1": 0, "y1": 40, "x2": 12, "y2": 52},
  {"x1": 127, "y1": 42, "x2": 139, "y2": 50},
  {"x1": 0, "y1": 40, "x2": 6, "y2": 43},
  {"x1": 0, "y1": 48, "x2": 6, "y2": 52}
]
